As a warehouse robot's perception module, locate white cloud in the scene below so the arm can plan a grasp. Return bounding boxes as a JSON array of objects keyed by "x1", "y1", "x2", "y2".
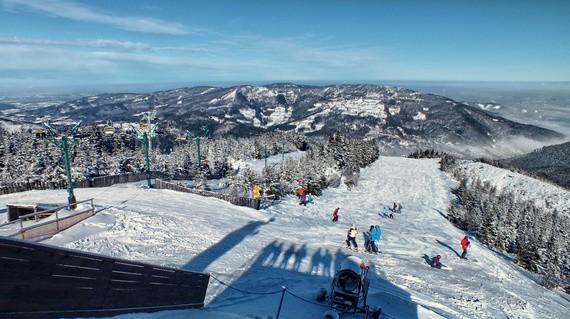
[
  {"x1": 0, "y1": 36, "x2": 150, "y2": 50},
  {"x1": 1, "y1": 0, "x2": 188, "y2": 35},
  {"x1": 0, "y1": 44, "x2": 113, "y2": 71}
]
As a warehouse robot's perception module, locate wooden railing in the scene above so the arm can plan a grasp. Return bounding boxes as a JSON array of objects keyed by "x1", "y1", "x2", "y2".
[
  {"x1": 5, "y1": 199, "x2": 96, "y2": 241},
  {"x1": 155, "y1": 179, "x2": 261, "y2": 210},
  {"x1": 0, "y1": 237, "x2": 209, "y2": 319}
]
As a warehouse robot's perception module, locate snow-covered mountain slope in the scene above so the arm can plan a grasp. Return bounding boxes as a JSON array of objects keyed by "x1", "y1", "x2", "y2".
[
  {"x1": 17, "y1": 84, "x2": 563, "y2": 147},
  {"x1": 501, "y1": 141, "x2": 570, "y2": 189},
  {"x1": 1, "y1": 157, "x2": 568, "y2": 318},
  {"x1": 455, "y1": 161, "x2": 570, "y2": 214}
]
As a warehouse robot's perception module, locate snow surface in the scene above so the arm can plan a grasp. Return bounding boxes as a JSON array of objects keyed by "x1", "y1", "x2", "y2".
[{"x1": 0, "y1": 157, "x2": 568, "y2": 318}]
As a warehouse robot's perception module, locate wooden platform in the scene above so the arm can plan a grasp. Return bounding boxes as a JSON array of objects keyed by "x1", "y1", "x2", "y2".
[{"x1": 0, "y1": 237, "x2": 210, "y2": 318}]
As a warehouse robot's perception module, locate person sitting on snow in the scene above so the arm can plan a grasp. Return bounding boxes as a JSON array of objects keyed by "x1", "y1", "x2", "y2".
[
  {"x1": 431, "y1": 255, "x2": 442, "y2": 268},
  {"x1": 381, "y1": 206, "x2": 393, "y2": 219},
  {"x1": 346, "y1": 224, "x2": 358, "y2": 249}
]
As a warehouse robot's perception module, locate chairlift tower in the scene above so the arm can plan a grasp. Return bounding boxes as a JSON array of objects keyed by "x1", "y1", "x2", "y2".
[
  {"x1": 278, "y1": 140, "x2": 286, "y2": 161},
  {"x1": 185, "y1": 129, "x2": 209, "y2": 169},
  {"x1": 131, "y1": 121, "x2": 158, "y2": 188},
  {"x1": 140, "y1": 110, "x2": 157, "y2": 153},
  {"x1": 43, "y1": 121, "x2": 82, "y2": 207}
]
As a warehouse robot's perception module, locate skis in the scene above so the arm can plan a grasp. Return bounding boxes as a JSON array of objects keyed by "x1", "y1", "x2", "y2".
[{"x1": 343, "y1": 246, "x2": 381, "y2": 256}]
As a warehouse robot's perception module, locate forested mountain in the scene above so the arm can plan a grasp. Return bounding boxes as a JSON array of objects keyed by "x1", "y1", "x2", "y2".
[
  {"x1": 501, "y1": 142, "x2": 570, "y2": 188},
  {"x1": 11, "y1": 84, "x2": 562, "y2": 147}
]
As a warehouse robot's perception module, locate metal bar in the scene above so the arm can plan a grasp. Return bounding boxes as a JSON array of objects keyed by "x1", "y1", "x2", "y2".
[
  {"x1": 55, "y1": 209, "x2": 60, "y2": 231},
  {"x1": 17, "y1": 198, "x2": 95, "y2": 220},
  {"x1": 275, "y1": 286, "x2": 286, "y2": 319}
]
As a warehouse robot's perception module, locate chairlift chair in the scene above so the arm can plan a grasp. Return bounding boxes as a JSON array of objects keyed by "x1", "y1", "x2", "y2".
[
  {"x1": 32, "y1": 128, "x2": 48, "y2": 138},
  {"x1": 104, "y1": 120, "x2": 115, "y2": 135}
]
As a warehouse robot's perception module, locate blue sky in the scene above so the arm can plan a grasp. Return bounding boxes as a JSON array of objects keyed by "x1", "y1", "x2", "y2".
[{"x1": 0, "y1": 0, "x2": 568, "y2": 91}]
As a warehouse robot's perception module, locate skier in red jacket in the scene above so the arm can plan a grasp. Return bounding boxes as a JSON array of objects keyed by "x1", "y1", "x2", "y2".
[
  {"x1": 331, "y1": 207, "x2": 339, "y2": 222},
  {"x1": 460, "y1": 236, "x2": 470, "y2": 259}
]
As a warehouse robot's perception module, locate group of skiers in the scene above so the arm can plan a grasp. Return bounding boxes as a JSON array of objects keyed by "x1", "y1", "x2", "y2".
[
  {"x1": 329, "y1": 202, "x2": 472, "y2": 268},
  {"x1": 295, "y1": 186, "x2": 314, "y2": 206},
  {"x1": 430, "y1": 235, "x2": 471, "y2": 268},
  {"x1": 344, "y1": 222, "x2": 382, "y2": 254}
]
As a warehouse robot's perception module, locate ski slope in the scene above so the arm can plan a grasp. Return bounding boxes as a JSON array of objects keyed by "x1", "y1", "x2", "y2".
[{"x1": 0, "y1": 157, "x2": 568, "y2": 319}]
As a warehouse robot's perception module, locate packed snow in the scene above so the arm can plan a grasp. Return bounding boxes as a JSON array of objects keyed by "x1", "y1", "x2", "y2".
[{"x1": 0, "y1": 157, "x2": 568, "y2": 318}]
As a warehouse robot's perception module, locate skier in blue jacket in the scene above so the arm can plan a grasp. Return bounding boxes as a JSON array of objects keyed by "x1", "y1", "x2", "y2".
[{"x1": 369, "y1": 225, "x2": 382, "y2": 253}]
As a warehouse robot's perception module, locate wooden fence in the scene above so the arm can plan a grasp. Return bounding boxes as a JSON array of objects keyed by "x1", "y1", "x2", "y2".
[
  {"x1": 0, "y1": 172, "x2": 165, "y2": 196},
  {"x1": 3, "y1": 199, "x2": 96, "y2": 241},
  {"x1": 155, "y1": 179, "x2": 260, "y2": 210},
  {"x1": 0, "y1": 237, "x2": 210, "y2": 319}
]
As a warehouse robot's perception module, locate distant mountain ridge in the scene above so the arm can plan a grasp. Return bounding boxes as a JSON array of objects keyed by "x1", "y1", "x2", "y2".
[
  {"x1": 17, "y1": 84, "x2": 563, "y2": 146},
  {"x1": 501, "y1": 141, "x2": 570, "y2": 188}
]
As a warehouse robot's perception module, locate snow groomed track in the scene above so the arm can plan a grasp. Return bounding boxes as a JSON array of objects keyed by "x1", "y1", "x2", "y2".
[{"x1": 0, "y1": 156, "x2": 568, "y2": 319}]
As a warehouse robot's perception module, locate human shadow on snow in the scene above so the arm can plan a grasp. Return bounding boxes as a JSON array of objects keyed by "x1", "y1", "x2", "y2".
[
  {"x1": 436, "y1": 239, "x2": 461, "y2": 258},
  {"x1": 206, "y1": 240, "x2": 419, "y2": 319}
]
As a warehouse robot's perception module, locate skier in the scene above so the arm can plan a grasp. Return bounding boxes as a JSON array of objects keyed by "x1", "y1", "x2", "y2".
[
  {"x1": 296, "y1": 186, "x2": 306, "y2": 205},
  {"x1": 346, "y1": 224, "x2": 358, "y2": 250},
  {"x1": 392, "y1": 202, "x2": 397, "y2": 212},
  {"x1": 332, "y1": 207, "x2": 339, "y2": 222},
  {"x1": 295, "y1": 186, "x2": 305, "y2": 199},
  {"x1": 460, "y1": 236, "x2": 470, "y2": 259},
  {"x1": 364, "y1": 226, "x2": 373, "y2": 252},
  {"x1": 306, "y1": 194, "x2": 314, "y2": 205},
  {"x1": 369, "y1": 224, "x2": 381, "y2": 253},
  {"x1": 431, "y1": 255, "x2": 442, "y2": 268},
  {"x1": 396, "y1": 203, "x2": 402, "y2": 213}
]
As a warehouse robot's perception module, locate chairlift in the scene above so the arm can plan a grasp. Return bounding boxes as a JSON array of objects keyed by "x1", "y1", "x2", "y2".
[
  {"x1": 32, "y1": 128, "x2": 48, "y2": 138},
  {"x1": 139, "y1": 122, "x2": 150, "y2": 131},
  {"x1": 104, "y1": 120, "x2": 115, "y2": 135}
]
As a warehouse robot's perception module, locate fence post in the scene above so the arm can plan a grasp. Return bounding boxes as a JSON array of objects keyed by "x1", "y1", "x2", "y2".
[
  {"x1": 275, "y1": 286, "x2": 286, "y2": 319},
  {"x1": 55, "y1": 209, "x2": 60, "y2": 231}
]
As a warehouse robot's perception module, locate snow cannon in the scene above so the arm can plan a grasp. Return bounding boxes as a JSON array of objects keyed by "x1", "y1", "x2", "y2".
[{"x1": 316, "y1": 256, "x2": 381, "y2": 319}]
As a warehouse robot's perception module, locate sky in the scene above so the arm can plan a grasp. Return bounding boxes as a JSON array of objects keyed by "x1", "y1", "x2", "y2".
[{"x1": 0, "y1": 0, "x2": 569, "y2": 92}]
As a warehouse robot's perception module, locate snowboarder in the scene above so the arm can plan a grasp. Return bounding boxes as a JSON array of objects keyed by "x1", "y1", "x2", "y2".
[
  {"x1": 460, "y1": 236, "x2": 470, "y2": 259},
  {"x1": 332, "y1": 207, "x2": 339, "y2": 222},
  {"x1": 381, "y1": 206, "x2": 393, "y2": 219},
  {"x1": 370, "y1": 224, "x2": 381, "y2": 253},
  {"x1": 396, "y1": 203, "x2": 402, "y2": 213},
  {"x1": 431, "y1": 255, "x2": 442, "y2": 268},
  {"x1": 392, "y1": 202, "x2": 397, "y2": 212},
  {"x1": 346, "y1": 224, "x2": 358, "y2": 249}
]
